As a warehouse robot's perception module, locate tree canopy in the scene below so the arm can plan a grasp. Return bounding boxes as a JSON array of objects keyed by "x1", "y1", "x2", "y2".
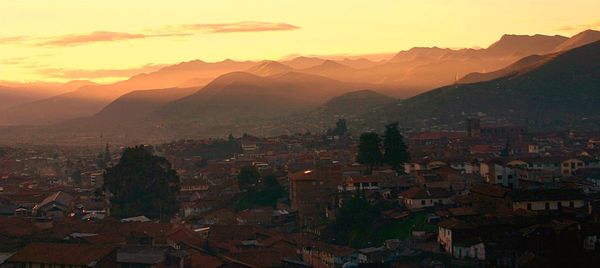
[
  {"x1": 356, "y1": 132, "x2": 383, "y2": 174},
  {"x1": 237, "y1": 165, "x2": 261, "y2": 192},
  {"x1": 234, "y1": 173, "x2": 287, "y2": 211},
  {"x1": 383, "y1": 122, "x2": 410, "y2": 170},
  {"x1": 104, "y1": 146, "x2": 180, "y2": 220},
  {"x1": 329, "y1": 194, "x2": 381, "y2": 247},
  {"x1": 328, "y1": 118, "x2": 348, "y2": 136}
]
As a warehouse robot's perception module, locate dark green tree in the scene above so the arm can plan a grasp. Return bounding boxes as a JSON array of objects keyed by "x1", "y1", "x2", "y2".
[
  {"x1": 331, "y1": 194, "x2": 381, "y2": 247},
  {"x1": 383, "y1": 122, "x2": 411, "y2": 170},
  {"x1": 234, "y1": 174, "x2": 287, "y2": 211},
  {"x1": 237, "y1": 165, "x2": 260, "y2": 192},
  {"x1": 104, "y1": 146, "x2": 180, "y2": 220},
  {"x1": 356, "y1": 132, "x2": 383, "y2": 174},
  {"x1": 103, "y1": 143, "x2": 111, "y2": 164},
  {"x1": 328, "y1": 118, "x2": 348, "y2": 136},
  {"x1": 71, "y1": 168, "x2": 82, "y2": 186}
]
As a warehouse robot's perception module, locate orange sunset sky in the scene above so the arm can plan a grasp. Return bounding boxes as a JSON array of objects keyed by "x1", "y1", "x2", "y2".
[{"x1": 1, "y1": 0, "x2": 599, "y2": 83}]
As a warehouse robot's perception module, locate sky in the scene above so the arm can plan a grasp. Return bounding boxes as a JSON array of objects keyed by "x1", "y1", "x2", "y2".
[{"x1": 1, "y1": 0, "x2": 599, "y2": 83}]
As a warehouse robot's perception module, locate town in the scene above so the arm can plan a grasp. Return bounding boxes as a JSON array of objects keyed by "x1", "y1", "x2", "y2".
[{"x1": 0, "y1": 118, "x2": 600, "y2": 267}]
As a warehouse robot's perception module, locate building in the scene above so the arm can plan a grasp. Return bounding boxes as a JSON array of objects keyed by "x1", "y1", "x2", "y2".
[
  {"x1": 510, "y1": 188, "x2": 586, "y2": 211},
  {"x1": 6, "y1": 243, "x2": 117, "y2": 268},
  {"x1": 399, "y1": 187, "x2": 453, "y2": 209},
  {"x1": 289, "y1": 159, "x2": 343, "y2": 226},
  {"x1": 480, "y1": 162, "x2": 519, "y2": 188},
  {"x1": 466, "y1": 118, "x2": 481, "y2": 138},
  {"x1": 33, "y1": 191, "x2": 74, "y2": 219}
]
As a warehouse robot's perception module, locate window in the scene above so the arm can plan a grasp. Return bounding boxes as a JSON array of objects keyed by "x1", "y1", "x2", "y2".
[
  {"x1": 557, "y1": 202, "x2": 562, "y2": 208},
  {"x1": 570, "y1": 201, "x2": 574, "y2": 208},
  {"x1": 421, "y1": 200, "x2": 426, "y2": 205},
  {"x1": 545, "y1": 203, "x2": 550, "y2": 210},
  {"x1": 527, "y1": 203, "x2": 532, "y2": 210}
]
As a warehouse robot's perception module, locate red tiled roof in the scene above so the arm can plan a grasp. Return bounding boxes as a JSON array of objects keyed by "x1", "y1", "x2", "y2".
[
  {"x1": 401, "y1": 187, "x2": 451, "y2": 199},
  {"x1": 289, "y1": 170, "x2": 316, "y2": 181},
  {"x1": 37, "y1": 191, "x2": 73, "y2": 208},
  {"x1": 8, "y1": 243, "x2": 115, "y2": 265},
  {"x1": 409, "y1": 131, "x2": 464, "y2": 140},
  {"x1": 190, "y1": 251, "x2": 223, "y2": 268}
]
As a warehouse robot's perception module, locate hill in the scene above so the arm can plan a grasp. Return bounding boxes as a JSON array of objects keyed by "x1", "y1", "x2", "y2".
[
  {"x1": 155, "y1": 72, "x2": 365, "y2": 127},
  {"x1": 320, "y1": 89, "x2": 396, "y2": 115},
  {"x1": 247, "y1": 61, "x2": 296, "y2": 76},
  {"x1": 553, "y1": 29, "x2": 600, "y2": 52},
  {"x1": 0, "y1": 60, "x2": 254, "y2": 125},
  {"x1": 373, "y1": 41, "x2": 600, "y2": 130}
]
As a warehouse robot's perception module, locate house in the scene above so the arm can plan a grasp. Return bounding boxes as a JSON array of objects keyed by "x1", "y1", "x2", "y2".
[
  {"x1": 236, "y1": 209, "x2": 273, "y2": 225},
  {"x1": 342, "y1": 176, "x2": 380, "y2": 192},
  {"x1": 480, "y1": 162, "x2": 518, "y2": 188},
  {"x1": 6, "y1": 243, "x2": 117, "y2": 268},
  {"x1": 33, "y1": 191, "x2": 74, "y2": 219},
  {"x1": 470, "y1": 184, "x2": 512, "y2": 213},
  {"x1": 116, "y1": 245, "x2": 189, "y2": 268},
  {"x1": 561, "y1": 157, "x2": 599, "y2": 176},
  {"x1": 289, "y1": 160, "x2": 342, "y2": 226},
  {"x1": 301, "y1": 241, "x2": 358, "y2": 268},
  {"x1": 509, "y1": 188, "x2": 586, "y2": 211},
  {"x1": 399, "y1": 187, "x2": 453, "y2": 209},
  {"x1": 437, "y1": 218, "x2": 485, "y2": 261}
]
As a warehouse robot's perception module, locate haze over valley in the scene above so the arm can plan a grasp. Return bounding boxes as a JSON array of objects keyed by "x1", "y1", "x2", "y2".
[{"x1": 1, "y1": 29, "x2": 599, "y2": 144}]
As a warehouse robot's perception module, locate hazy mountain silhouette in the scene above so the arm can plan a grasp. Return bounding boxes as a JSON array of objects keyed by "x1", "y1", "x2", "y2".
[
  {"x1": 152, "y1": 71, "x2": 367, "y2": 130},
  {"x1": 281, "y1": 56, "x2": 326, "y2": 69},
  {"x1": 373, "y1": 40, "x2": 600, "y2": 130},
  {"x1": 0, "y1": 80, "x2": 96, "y2": 111},
  {"x1": 459, "y1": 29, "x2": 600, "y2": 84},
  {"x1": 0, "y1": 60, "x2": 254, "y2": 125},
  {"x1": 553, "y1": 29, "x2": 600, "y2": 52},
  {"x1": 247, "y1": 60, "x2": 296, "y2": 76},
  {"x1": 484, "y1": 34, "x2": 567, "y2": 56}
]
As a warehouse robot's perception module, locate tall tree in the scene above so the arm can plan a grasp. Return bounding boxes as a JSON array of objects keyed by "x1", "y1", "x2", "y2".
[
  {"x1": 328, "y1": 118, "x2": 348, "y2": 136},
  {"x1": 237, "y1": 165, "x2": 260, "y2": 192},
  {"x1": 104, "y1": 146, "x2": 180, "y2": 220},
  {"x1": 103, "y1": 143, "x2": 111, "y2": 164},
  {"x1": 330, "y1": 194, "x2": 381, "y2": 247},
  {"x1": 383, "y1": 122, "x2": 410, "y2": 170},
  {"x1": 356, "y1": 132, "x2": 383, "y2": 174}
]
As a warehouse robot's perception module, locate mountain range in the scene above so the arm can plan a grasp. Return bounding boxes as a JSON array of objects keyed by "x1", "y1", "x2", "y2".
[
  {"x1": 372, "y1": 40, "x2": 600, "y2": 131},
  {"x1": 0, "y1": 29, "x2": 599, "y2": 142}
]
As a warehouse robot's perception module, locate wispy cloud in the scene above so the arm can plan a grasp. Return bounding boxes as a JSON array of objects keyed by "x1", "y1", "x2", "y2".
[
  {"x1": 0, "y1": 36, "x2": 28, "y2": 45},
  {"x1": 557, "y1": 20, "x2": 600, "y2": 32},
  {"x1": 0, "y1": 21, "x2": 300, "y2": 47},
  {"x1": 36, "y1": 64, "x2": 168, "y2": 79},
  {"x1": 37, "y1": 31, "x2": 148, "y2": 47},
  {"x1": 169, "y1": 21, "x2": 300, "y2": 34}
]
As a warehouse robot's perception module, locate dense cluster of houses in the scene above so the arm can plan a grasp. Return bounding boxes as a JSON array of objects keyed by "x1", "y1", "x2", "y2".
[{"x1": 1, "y1": 120, "x2": 600, "y2": 267}]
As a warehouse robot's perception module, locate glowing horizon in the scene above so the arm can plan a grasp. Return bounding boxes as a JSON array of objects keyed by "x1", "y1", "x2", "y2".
[{"x1": 1, "y1": 0, "x2": 599, "y2": 83}]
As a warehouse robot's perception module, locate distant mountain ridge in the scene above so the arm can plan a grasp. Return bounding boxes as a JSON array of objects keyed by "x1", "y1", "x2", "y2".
[
  {"x1": 373, "y1": 40, "x2": 600, "y2": 130},
  {"x1": 458, "y1": 29, "x2": 600, "y2": 84},
  {"x1": 1, "y1": 30, "x2": 598, "y2": 142}
]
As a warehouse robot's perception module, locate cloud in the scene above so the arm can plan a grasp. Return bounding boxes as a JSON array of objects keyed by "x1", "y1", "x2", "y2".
[
  {"x1": 557, "y1": 20, "x2": 600, "y2": 32},
  {"x1": 0, "y1": 21, "x2": 300, "y2": 47},
  {"x1": 37, "y1": 31, "x2": 149, "y2": 47},
  {"x1": 172, "y1": 21, "x2": 300, "y2": 33},
  {"x1": 0, "y1": 36, "x2": 28, "y2": 45},
  {"x1": 1, "y1": 57, "x2": 29, "y2": 65},
  {"x1": 36, "y1": 64, "x2": 168, "y2": 79}
]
